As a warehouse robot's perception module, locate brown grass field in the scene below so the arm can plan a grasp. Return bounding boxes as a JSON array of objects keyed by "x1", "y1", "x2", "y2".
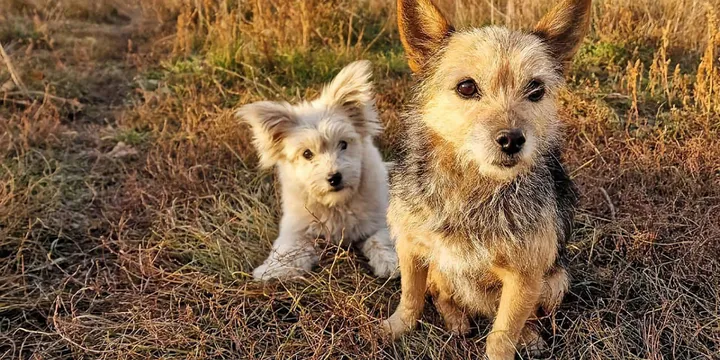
[{"x1": 1, "y1": 0, "x2": 719, "y2": 358}]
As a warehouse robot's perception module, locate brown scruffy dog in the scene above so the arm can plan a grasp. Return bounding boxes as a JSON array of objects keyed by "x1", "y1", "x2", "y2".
[{"x1": 382, "y1": 0, "x2": 590, "y2": 358}]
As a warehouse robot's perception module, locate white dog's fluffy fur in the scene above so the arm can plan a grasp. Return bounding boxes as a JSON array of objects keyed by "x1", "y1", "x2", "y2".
[{"x1": 236, "y1": 61, "x2": 398, "y2": 281}]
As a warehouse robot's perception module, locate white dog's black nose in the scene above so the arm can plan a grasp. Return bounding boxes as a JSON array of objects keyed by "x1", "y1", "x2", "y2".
[
  {"x1": 328, "y1": 172, "x2": 343, "y2": 188},
  {"x1": 496, "y1": 129, "x2": 525, "y2": 155}
]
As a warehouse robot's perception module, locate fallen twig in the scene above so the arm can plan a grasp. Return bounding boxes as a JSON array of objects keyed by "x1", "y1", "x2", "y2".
[
  {"x1": 599, "y1": 187, "x2": 616, "y2": 221},
  {"x1": 3, "y1": 90, "x2": 83, "y2": 109},
  {"x1": 0, "y1": 41, "x2": 29, "y2": 98}
]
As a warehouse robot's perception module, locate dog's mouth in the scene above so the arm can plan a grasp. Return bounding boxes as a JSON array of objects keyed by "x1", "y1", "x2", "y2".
[
  {"x1": 493, "y1": 157, "x2": 519, "y2": 168},
  {"x1": 329, "y1": 185, "x2": 346, "y2": 192}
]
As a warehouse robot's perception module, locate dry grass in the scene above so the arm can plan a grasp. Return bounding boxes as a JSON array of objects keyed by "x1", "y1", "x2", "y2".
[{"x1": 1, "y1": 0, "x2": 719, "y2": 358}]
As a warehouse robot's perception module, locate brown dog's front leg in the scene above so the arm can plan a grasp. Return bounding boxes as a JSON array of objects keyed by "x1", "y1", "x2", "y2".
[
  {"x1": 486, "y1": 268, "x2": 542, "y2": 360},
  {"x1": 382, "y1": 237, "x2": 428, "y2": 339}
]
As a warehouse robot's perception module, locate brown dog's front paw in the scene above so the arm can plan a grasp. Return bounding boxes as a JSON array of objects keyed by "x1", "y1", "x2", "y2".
[
  {"x1": 382, "y1": 311, "x2": 415, "y2": 340},
  {"x1": 445, "y1": 314, "x2": 471, "y2": 336},
  {"x1": 519, "y1": 325, "x2": 547, "y2": 357},
  {"x1": 485, "y1": 333, "x2": 516, "y2": 360}
]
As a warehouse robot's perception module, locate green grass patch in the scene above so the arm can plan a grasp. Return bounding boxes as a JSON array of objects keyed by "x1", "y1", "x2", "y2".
[{"x1": 112, "y1": 128, "x2": 151, "y2": 146}]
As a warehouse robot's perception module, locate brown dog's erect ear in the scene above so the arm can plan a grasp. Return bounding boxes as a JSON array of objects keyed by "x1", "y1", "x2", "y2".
[
  {"x1": 235, "y1": 101, "x2": 296, "y2": 168},
  {"x1": 533, "y1": 0, "x2": 592, "y2": 71},
  {"x1": 320, "y1": 60, "x2": 381, "y2": 137},
  {"x1": 397, "y1": 0, "x2": 453, "y2": 73}
]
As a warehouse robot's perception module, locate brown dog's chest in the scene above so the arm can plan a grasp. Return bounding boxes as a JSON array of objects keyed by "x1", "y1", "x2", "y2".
[{"x1": 426, "y1": 237, "x2": 494, "y2": 276}]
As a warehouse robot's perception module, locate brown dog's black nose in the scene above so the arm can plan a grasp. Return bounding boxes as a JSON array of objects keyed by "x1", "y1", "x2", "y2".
[
  {"x1": 328, "y1": 172, "x2": 343, "y2": 188},
  {"x1": 496, "y1": 129, "x2": 525, "y2": 155}
]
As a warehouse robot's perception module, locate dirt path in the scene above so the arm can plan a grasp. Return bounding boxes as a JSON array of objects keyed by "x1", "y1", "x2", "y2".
[{"x1": 1, "y1": 8, "x2": 155, "y2": 357}]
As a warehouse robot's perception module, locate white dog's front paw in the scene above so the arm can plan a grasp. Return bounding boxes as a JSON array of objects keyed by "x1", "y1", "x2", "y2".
[
  {"x1": 361, "y1": 230, "x2": 399, "y2": 279},
  {"x1": 252, "y1": 262, "x2": 304, "y2": 281},
  {"x1": 368, "y1": 248, "x2": 399, "y2": 279}
]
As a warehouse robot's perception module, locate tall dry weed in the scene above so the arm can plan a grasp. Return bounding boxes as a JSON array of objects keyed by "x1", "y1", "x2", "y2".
[{"x1": 695, "y1": 3, "x2": 719, "y2": 114}]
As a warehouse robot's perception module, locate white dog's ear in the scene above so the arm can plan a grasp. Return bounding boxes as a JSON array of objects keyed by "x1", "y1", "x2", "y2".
[
  {"x1": 320, "y1": 60, "x2": 382, "y2": 137},
  {"x1": 236, "y1": 101, "x2": 296, "y2": 168}
]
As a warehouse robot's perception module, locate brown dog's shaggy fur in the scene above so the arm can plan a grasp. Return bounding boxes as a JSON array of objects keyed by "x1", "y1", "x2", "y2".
[{"x1": 383, "y1": 0, "x2": 591, "y2": 358}]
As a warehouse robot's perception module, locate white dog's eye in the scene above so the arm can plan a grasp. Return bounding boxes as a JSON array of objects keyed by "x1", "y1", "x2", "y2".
[
  {"x1": 302, "y1": 149, "x2": 314, "y2": 160},
  {"x1": 339, "y1": 140, "x2": 348, "y2": 150}
]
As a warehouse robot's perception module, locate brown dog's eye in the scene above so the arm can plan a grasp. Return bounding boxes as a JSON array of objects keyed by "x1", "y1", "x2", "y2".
[
  {"x1": 302, "y1": 149, "x2": 314, "y2": 160},
  {"x1": 527, "y1": 80, "x2": 545, "y2": 102},
  {"x1": 456, "y1": 79, "x2": 479, "y2": 98},
  {"x1": 339, "y1": 140, "x2": 348, "y2": 150}
]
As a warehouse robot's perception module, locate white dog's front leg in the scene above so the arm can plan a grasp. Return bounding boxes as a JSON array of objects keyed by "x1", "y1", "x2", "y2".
[
  {"x1": 253, "y1": 235, "x2": 318, "y2": 281},
  {"x1": 360, "y1": 227, "x2": 399, "y2": 279}
]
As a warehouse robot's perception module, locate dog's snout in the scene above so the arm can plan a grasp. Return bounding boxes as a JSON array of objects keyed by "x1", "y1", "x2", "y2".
[
  {"x1": 327, "y1": 172, "x2": 343, "y2": 187},
  {"x1": 495, "y1": 129, "x2": 525, "y2": 155}
]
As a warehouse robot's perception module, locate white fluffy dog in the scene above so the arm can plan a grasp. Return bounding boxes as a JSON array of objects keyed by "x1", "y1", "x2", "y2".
[{"x1": 236, "y1": 61, "x2": 398, "y2": 281}]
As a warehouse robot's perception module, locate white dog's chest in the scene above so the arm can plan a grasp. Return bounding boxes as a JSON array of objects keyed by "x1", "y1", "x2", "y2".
[{"x1": 305, "y1": 207, "x2": 367, "y2": 244}]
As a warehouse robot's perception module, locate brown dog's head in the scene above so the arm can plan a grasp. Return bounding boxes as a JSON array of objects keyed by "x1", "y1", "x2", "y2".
[{"x1": 397, "y1": 0, "x2": 591, "y2": 180}]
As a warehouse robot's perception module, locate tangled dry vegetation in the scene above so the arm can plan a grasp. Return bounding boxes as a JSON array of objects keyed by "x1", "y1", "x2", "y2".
[{"x1": 1, "y1": 0, "x2": 719, "y2": 358}]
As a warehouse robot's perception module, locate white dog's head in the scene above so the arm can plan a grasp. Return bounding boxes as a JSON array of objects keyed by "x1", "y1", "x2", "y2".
[{"x1": 237, "y1": 61, "x2": 381, "y2": 207}]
